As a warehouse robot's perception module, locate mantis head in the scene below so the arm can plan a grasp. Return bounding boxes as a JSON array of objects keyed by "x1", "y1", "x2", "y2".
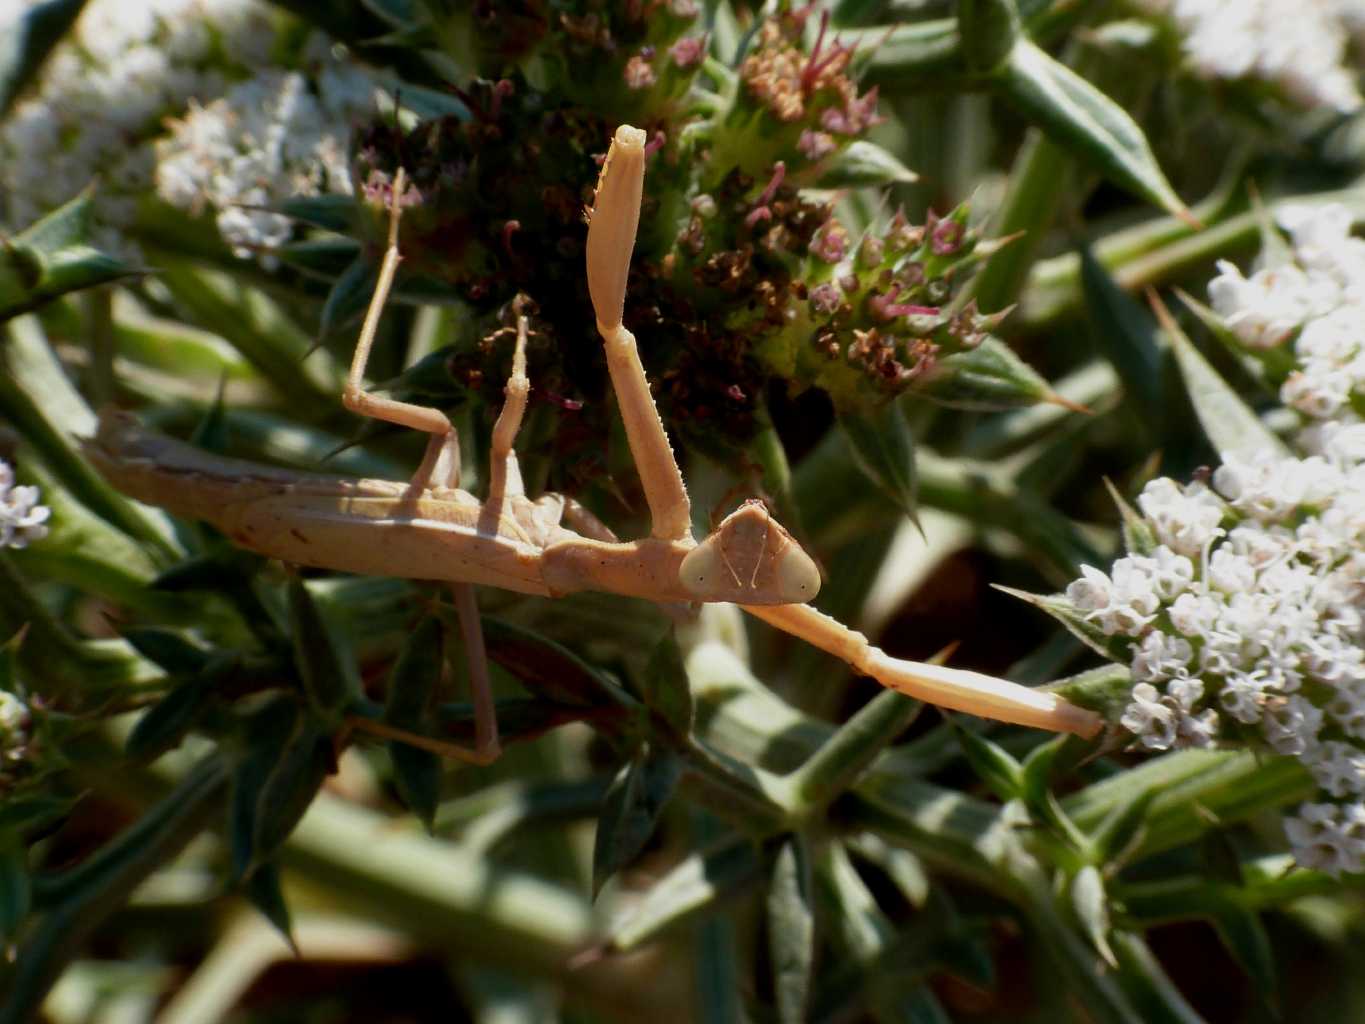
[{"x1": 680, "y1": 500, "x2": 822, "y2": 605}]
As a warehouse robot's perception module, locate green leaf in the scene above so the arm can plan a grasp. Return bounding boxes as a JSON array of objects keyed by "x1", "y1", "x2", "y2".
[
  {"x1": 0, "y1": 795, "x2": 73, "y2": 836},
  {"x1": 1089, "y1": 787, "x2": 1155, "y2": 868},
  {"x1": 1021, "y1": 735, "x2": 1089, "y2": 838},
  {"x1": 767, "y1": 835, "x2": 815, "y2": 1024},
  {"x1": 953, "y1": 724, "x2": 1024, "y2": 803},
  {"x1": 1079, "y1": 248, "x2": 1165, "y2": 436},
  {"x1": 916, "y1": 335, "x2": 1057, "y2": 410},
  {"x1": 607, "y1": 832, "x2": 760, "y2": 951},
  {"x1": 592, "y1": 743, "x2": 681, "y2": 897},
  {"x1": 124, "y1": 672, "x2": 217, "y2": 760},
  {"x1": 1103, "y1": 478, "x2": 1158, "y2": 556},
  {"x1": 275, "y1": 236, "x2": 363, "y2": 279},
  {"x1": 1000, "y1": 40, "x2": 1188, "y2": 220},
  {"x1": 995, "y1": 585, "x2": 1124, "y2": 661},
  {"x1": 1200, "y1": 830, "x2": 1245, "y2": 888},
  {"x1": 242, "y1": 861, "x2": 296, "y2": 953},
  {"x1": 384, "y1": 616, "x2": 443, "y2": 728},
  {"x1": 287, "y1": 577, "x2": 352, "y2": 717},
  {"x1": 277, "y1": 194, "x2": 358, "y2": 233},
  {"x1": 1071, "y1": 865, "x2": 1117, "y2": 968},
  {"x1": 120, "y1": 628, "x2": 213, "y2": 675},
  {"x1": 252, "y1": 722, "x2": 332, "y2": 865},
  {"x1": 641, "y1": 630, "x2": 693, "y2": 739},
  {"x1": 0, "y1": 193, "x2": 141, "y2": 322},
  {"x1": 838, "y1": 401, "x2": 919, "y2": 519},
  {"x1": 849, "y1": 21, "x2": 966, "y2": 92},
  {"x1": 1173, "y1": 287, "x2": 1289, "y2": 386},
  {"x1": 1157, "y1": 295, "x2": 1290, "y2": 459},
  {"x1": 1209, "y1": 903, "x2": 1276, "y2": 1002},
  {"x1": 228, "y1": 696, "x2": 302, "y2": 879},
  {"x1": 957, "y1": 0, "x2": 1021, "y2": 74},
  {"x1": 318, "y1": 252, "x2": 379, "y2": 341},
  {"x1": 481, "y1": 617, "x2": 631, "y2": 710},
  {"x1": 0, "y1": 842, "x2": 30, "y2": 945},
  {"x1": 157, "y1": 265, "x2": 343, "y2": 407},
  {"x1": 380, "y1": 615, "x2": 445, "y2": 830},
  {"x1": 812, "y1": 140, "x2": 920, "y2": 189},
  {"x1": 0, "y1": 0, "x2": 88, "y2": 116},
  {"x1": 390, "y1": 744, "x2": 442, "y2": 833}
]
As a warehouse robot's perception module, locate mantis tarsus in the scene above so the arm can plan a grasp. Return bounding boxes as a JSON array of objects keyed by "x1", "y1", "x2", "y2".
[{"x1": 85, "y1": 125, "x2": 1103, "y2": 760}]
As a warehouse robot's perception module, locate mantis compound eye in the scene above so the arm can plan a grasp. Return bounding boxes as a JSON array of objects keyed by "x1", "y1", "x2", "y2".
[{"x1": 680, "y1": 500, "x2": 822, "y2": 605}]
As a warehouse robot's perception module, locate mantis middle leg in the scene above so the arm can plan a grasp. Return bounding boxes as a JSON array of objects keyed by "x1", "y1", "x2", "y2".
[{"x1": 340, "y1": 166, "x2": 510, "y2": 765}]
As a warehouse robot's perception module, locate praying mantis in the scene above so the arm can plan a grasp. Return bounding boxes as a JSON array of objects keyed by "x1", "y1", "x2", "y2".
[{"x1": 85, "y1": 125, "x2": 1103, "y2": 763}]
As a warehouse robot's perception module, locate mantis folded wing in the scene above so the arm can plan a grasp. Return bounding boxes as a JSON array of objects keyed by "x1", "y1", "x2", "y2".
[{"x1": 85, "y1": 126, "x2": 1103, "y2": 753}]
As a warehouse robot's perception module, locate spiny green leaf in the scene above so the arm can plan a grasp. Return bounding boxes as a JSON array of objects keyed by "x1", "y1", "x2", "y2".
[
  {"x1": 641, "y1": 629, "x2": 693, "y2": 739},
  {"x1": 252, "y1": 722, "x2": 332, "y2": 865},
  {"x1": 812, "y1": 140, "x2": 920, "y2": 189},
  {"x1": 1089, "y1": 787, "x2": 1155, "y2": 869},
  {"x1": 287, "y1": 577, "x2": 352, "y2": 717},
  {"x1": 0, "y1": 841, "x2": 30, "y2": 945},
  {"x1": 1080, "y1": 248, "x2": 1165, "y2": 436},
  {"x1": 1174, "y1": 287, "x2": 1290, "y2": 386},
  {"x1": 481, "y1": 617, "x2": 630, "y2": 710},
  {"x1": 380, "y1": 615, "x2": 446, "y2": 830},
  {"x1": 917, "y1": 335, "x2": 1058, "y2": 410},
  {"x1": 953, "y1": 724, "x2": 1024, "y2": 803},
  {"x1": 607, "y1": 832, "x2": 760, "y2": 951},
  {"x1": 1210, "y1": 901, "x2": 1277, "y2": 1004},
  {"x1": 120, "y1": 628, "x2": 213, "y2": 675},
  {"x1": 1157, "y1": 294, "x2": 1289, "y2": 459},
  {"x1": 318, "y1": 252, "x2": 379, "y2": 341},
  {"x1": 389, "y1": 744, "x2": 442, "y2": 833},
  {"x1": 1071, "y1": 865, "x2": 1117, "y2": 968},
  {"x1": 1102, "y1": 478, "x2": 1158, "y2": 556},
  {"x1": 228, "y1": 696, "x2": 302, "y2": 880},
  {"x1": 592, "y1": 743, "x2": 681, "y2": 898},
  {"x1": 242, "y1": 861, "x2": 297, "y2": 954},
  {"x1": 0, "y1": 795, "x2": 73, "y2": 836},
  {"x1": 838, "y1": 401, "x2": 919, "y2": 519},
  {"x1": 849, "y1": 21, "x2": 965, "y2": 92},
  {"x1": 767, "y1": 834, "x2": 815, "y2": 1024},
  {"x1": 0, "y1": 193, "x2": 140, "y2": 322},
  {"x1": 384, "y1": 615, "x2": 443, "y2": 729},
  {"x1": 277, "y1": 194, "x2": 359, "y2": 233},
  {"x1": 124, "y1": 671, "x2": 218, "y2": 761},
  {"x1": 1000, "y1": 40, "x2": 1188, "y2": 220},
  {"x1": 995, "y1": 584, "x2": 1124, "y2": 661}
]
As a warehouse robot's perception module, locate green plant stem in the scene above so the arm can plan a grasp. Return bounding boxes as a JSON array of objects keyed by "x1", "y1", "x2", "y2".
[
  {"x1": 1, "y1": 757, "x2": 227, "y2": 1024},
  {"x1": 788, "y1": 689, "x2": 924, "y2": 819}
]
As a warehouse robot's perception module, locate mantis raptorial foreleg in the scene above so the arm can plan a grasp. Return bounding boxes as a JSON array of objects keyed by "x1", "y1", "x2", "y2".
[{"x1": 586, "y1": 126, "x2": 1104, "y2": 740}]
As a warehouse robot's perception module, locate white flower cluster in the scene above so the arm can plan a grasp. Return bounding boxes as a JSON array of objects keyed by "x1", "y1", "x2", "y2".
[
  {"x1": 1067, "y1": 440, "x2": 1365, "y2": 875},
  {"x1": 155, "y1": 51, "x2": 372, "y2": 262},
  {"x1": 1209, "y1": 203, "x2": 1365, "y2": 423},
  {"x1": 0, "y1": 691, "x2": 30, "y2": 749},
  {"x1": 1142, "y1": 0, "x2": 1365, "y2": 112},
  {"x1": 0, "y1": 459, "x2": 50, "y2": 550},
  {"x1": 0, "y1": 0, "x2": 374, "y2": 261}
]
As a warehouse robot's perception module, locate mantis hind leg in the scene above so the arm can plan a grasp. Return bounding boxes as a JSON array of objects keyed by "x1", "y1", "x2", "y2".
[
  {"x1": 342, "y1": 166, "x2": 462, "y2": 493},
  {"x1": 449, "y1": 582, "x2": 501, "y2": 764},
  {"x1": 348, "y1": 584, "x2": 503, "y2": 766}
]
